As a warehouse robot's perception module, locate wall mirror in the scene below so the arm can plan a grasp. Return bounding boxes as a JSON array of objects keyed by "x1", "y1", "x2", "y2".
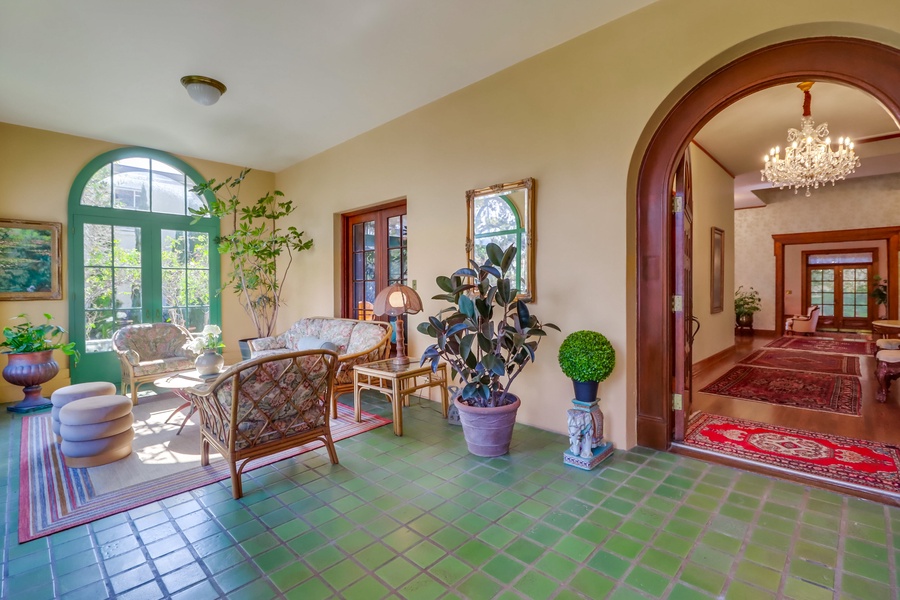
[{"x1": 466, "y1": 177, "x2": 535, "y2": 302}]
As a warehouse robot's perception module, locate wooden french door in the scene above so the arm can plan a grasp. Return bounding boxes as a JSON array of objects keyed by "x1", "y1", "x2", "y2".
[
  {"x1": 672, "y1": 151, "x2": 693, "y2": 442},
  {"x1": 342, "y1": 201, "x2": 408, "y2": 323},
  {"x1": 808, "y1": 264, "x2": 873, "y2": 330}
]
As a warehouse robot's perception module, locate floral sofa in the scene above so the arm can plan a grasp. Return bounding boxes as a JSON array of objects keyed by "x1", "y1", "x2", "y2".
[
  {"x1": 112, "y1": 322, "x2": 197, "y2": 404},
  {"x1": 249, "y1": 317, "x2": 392, "y2": 417},
  {"x1": 175, "y1": 350, "x2": 339, "y2": 498}
]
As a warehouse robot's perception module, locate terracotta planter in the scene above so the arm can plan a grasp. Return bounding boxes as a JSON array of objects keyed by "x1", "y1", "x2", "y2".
[
  {"x1": 455, "y1": 395, "x2": 521, "y2": 457},
  {"x1": 3, "y1": 349, "x2": 59, "y2": 413}
]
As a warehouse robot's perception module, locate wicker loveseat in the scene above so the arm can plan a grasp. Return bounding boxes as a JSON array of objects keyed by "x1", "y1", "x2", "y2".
[
  {"x1": 249, "y1": 317, "x2": 392, "y2": 417},
  {"x1": 112, "y1": 323, "x2": 197, "y2": 404},
  {"x1": 175, "y1": 350, "x2": 339, "y2": 498}
]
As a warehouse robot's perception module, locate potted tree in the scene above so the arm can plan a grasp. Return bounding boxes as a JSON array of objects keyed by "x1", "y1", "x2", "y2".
[
  {"x1": 557, "y1": 330, "x2": 616, "y2": 402},
  {"x1": 2, "y1": 313, "x2": 79, "y2": 413},
  {"x1": 190, "y1": 169, "x2": 313, "y2": 359},
  {"x1": 734, "y1": 286, "x2": 762, "y2": 329},
  {"x1": 871, "y1": 275, "x2": 889, "y2": 319},
  {"x1": 418, "y1": 243, "x2": 558, "y2": 457}
]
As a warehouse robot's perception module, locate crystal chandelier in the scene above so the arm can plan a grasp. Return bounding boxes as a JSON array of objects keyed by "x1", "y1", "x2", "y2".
[{"x1": 761, "y1": 82, "x2": 860, "y2": 196}]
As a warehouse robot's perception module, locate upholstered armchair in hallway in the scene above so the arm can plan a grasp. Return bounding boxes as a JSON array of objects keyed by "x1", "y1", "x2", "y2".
[
  {"x1": 175, "y1": 349, "x2": 339, "y2": 499},
  {"x1": 786, "y1": 305, "x2": 820, "y2": 336}
]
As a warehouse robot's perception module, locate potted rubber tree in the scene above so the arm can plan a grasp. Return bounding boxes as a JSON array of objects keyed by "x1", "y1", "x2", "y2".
[
  {"x1": 419, "y1": 243, "x2": 558, "y2": 457},
  {"x1": 557, "y1": 330, "x2": 616, "y2": 402},
  {"x1": 2, "y1": 313, "x2": 79, "y2": 413},
  {"x1": 190, "y1": 169, "x2": 313, "y2": 359},
  {"x1": 734, "y1": 286, "x2": 762, "y2": 329}
]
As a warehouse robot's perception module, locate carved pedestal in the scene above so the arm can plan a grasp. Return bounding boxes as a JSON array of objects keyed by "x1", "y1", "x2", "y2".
[{"x1": 563, "y1": 399, "x2": 613, "y2": 470}]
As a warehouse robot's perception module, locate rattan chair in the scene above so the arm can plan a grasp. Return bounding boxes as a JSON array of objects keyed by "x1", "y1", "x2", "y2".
[{"x1": 175, "y1": 349, "x2": 339, "y2": 499}]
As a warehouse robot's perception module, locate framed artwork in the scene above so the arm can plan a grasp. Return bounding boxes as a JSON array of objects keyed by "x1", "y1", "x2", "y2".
[
  {"x1": 710, "y1": 227, "x2": 724, "y2": 314},
  {"x1": 0, "y1": 219, "x2": 62, "y2": 300}
]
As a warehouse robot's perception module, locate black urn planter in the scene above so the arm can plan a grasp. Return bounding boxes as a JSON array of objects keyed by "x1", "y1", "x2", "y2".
[
  {"x1": 572, "y1": 379, "x2": 599, "y2": 403},
  {"x1": 736, "y1": 313, "x2": 754, "y2": 329}
]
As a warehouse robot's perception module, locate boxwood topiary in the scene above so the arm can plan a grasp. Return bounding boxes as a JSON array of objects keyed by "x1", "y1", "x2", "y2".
[{"x1": 557, "y1": 330, "x2": 615, "y2": 383}]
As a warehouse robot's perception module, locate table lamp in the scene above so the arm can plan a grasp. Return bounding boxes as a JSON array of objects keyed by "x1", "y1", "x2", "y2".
[{"x1": 373, "y1": 283, "x2": 423, "y2": 365}]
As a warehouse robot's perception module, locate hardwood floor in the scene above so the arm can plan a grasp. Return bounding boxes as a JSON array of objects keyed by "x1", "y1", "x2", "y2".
[{"x1": 691, "y1": 331, "x2": 900, "y2": 445}]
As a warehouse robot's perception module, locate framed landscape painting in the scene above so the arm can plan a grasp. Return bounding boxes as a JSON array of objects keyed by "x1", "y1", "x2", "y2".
[{"x1": 0, "y1": 219, "x2": 62, "y2": 300}]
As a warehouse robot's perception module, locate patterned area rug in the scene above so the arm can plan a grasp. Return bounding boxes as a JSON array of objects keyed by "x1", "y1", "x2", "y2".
[
  {"x1": 699, "y1": 365, "x2": 862, "y2": 415},
  {"x1": 766, "y1": 336, "x2": 875, "y2": 356},
  {"x1": 19, "y1": 399, "x2": 391, "y2": 542},
  {"x1": 739, "y1": 348, "x2": 861, "y2": 376},
  {"x1": 684, "y1": 413, "x2": 900, "y2": 493}
]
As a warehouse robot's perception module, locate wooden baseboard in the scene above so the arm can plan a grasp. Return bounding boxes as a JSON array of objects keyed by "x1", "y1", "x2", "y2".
[{"x1": 692, "y1": 345, "x2": 735, "y2": 377}]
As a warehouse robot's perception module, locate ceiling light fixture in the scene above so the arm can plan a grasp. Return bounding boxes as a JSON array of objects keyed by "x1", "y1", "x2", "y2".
[
  {"x1": 180, "y1": 75, "x2": 227, "y2": 106},
  {"x1": 761, "y1": 82, "x2": 860, "y2": 196}
]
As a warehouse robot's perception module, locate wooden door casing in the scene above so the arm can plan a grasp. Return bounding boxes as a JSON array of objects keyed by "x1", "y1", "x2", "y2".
[{"x1": 672, "y1": 151, "x2": 693, "y2": 442}]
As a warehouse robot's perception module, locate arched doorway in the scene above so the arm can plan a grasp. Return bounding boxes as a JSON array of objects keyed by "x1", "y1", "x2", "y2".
[{"x1": 635, "y1": 37, "x2": 900, "y2": 449}]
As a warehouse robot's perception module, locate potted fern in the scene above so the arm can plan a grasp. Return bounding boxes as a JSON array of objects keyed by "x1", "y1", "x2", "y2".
[
  {"x1": 419, "y1": 243, "x2": 558, "y2": 457},
  {"x1": 558, "y1": 330, "x2": 616, "y2": 402},
  {"x1": 2, "y1": 313, "x2": 79, "y2": 413},
  {"x1": 190, "y1": 169, "x2": 314, "y2": 358},
  {"x1": 734, "y1": 286, "x2": 762, "y2": 329}
]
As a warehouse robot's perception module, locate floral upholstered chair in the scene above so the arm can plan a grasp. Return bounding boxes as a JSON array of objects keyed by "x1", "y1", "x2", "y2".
[
  {"x1": 249, "y1": 317, "x2": 392, "y2": 418},
  {"x1": 175, "y1": 349, "x2": 339, "y2": 499},
  {"x1": 112, "y1": 323, "x2": 197, "y2": 404}
]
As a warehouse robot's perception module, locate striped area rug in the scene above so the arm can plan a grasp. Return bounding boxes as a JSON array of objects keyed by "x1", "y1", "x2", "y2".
[{"x1": 19, "y1": 399, "x2": 391, "y2": 542}]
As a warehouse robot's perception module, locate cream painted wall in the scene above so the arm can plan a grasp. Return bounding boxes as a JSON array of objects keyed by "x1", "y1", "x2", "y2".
[
  {"x1": 273, "y1": 0, "x2": 900, "y2": 448},
  {"x1": 689, "y1": 145, "x2": 735, "y2": 363},
  {"x1": 735, "y1": 172, "x2": 900, "y2": 332},
  {"x1": 0, "y1": 122, "x2": 275, "y2": 401},
  {"x1": 784, "y1": 241, "x2": 888, "y2": 318}
]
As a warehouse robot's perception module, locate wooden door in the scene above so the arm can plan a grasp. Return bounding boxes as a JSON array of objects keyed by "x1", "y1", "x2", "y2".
[
  {"x1": 672, "y1": 151, "x2": 693, "y2": 442},
  {"x1": 808, "y1": 264, "x2": 872, "y2": 330}
]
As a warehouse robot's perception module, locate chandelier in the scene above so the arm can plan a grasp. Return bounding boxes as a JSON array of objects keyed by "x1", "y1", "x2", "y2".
[{"x1": 761, "y1": 82, "x2": 860, "y2": 196}]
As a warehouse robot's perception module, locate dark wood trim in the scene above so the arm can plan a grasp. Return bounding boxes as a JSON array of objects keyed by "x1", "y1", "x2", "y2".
[
  {"x1": 690, "y1": 141, "x2": 735, "y2": 178},
  {"x1": 691, "y1": 344, "x2": 735, "y2": 377},
  {"x1": 341, "y1": 197, "x2": 406, "y2": 218},
  {"x1": 636, "y1": 37, "x2": 900, "y2": 450},
  {"x1": 799, "y1": 247, "x2": 878, "y2": 330},
  {"x1": 772, "y1": 227, "x2": 900, "y2": 246},
  {"x1": 671, "y1": 444, "x2": 900, "y2": 507},
  {"x1": 856, "y1": 131, "x2": 900, "y2": 145}
]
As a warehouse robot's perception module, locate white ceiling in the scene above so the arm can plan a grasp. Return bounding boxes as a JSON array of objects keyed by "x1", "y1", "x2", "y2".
[{"x1": 0, "y1": 0, "x2": 659, "y2": 172}]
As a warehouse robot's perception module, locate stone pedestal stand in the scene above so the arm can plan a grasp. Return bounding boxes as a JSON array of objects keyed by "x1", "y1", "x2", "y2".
[{"x1": 563, "y1": 399, "x2": 613, "y2": 470}]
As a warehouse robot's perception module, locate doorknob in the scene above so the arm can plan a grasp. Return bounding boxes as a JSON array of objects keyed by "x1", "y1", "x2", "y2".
[{"x1": 690, "y1": 316, "x2": 701, "y2": 345}]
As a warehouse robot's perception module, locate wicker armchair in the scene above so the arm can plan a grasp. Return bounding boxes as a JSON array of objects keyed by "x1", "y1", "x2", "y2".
[
  {"x1": 175, "y1": 349, "x2": 339, "y2": 499},
  {"x1": 112, "y1": 323, "x2": 197, "y2": 404},
  {"x1": 249, "y1": 317, "x2": 392, "y2": 418}
]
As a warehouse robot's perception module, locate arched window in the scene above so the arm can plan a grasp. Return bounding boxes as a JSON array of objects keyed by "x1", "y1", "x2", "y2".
[{"x1": 68, "y1": 148, "x2": 220, "y2": 384}]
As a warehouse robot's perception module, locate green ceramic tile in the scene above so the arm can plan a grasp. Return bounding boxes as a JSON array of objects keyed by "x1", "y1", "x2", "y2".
[
  {"x1": 485, "y1": 554, "x2": 527, "y2": 584},
  {"x1": 679, "y1": 563, "x2": 727, "y2": 596},
  {"x1": 569, "y1": 569, "x2": 616, "y2": 598},
  {"x1": 640, "y1": 548, "x2": 682, "y2": 577}
]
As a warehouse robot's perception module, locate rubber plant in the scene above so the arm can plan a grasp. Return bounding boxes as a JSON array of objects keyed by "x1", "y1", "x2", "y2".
[
  {"x1": 418, "y1": 242, "x2": 558, "y2": 408},
  {"x1": 190, "y1": 169, "x2": 313, "y2": 338}
]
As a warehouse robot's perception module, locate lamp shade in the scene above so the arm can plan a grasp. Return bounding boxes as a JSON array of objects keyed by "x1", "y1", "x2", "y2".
[
  {"x1": 373, "y1": 283, "x2": 422, "y2": 317},
  {"x1": 180, "y1": 75, "x2": 227, "y2": 106}
]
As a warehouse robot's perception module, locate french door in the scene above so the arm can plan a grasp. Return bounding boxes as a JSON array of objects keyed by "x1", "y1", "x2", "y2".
[
  {"x1": 70, "y1": 214, "x2": 219, "y2": 384},
  {"x1": 342, "y1": 201, "x2": 407, "y2": 350},
  {"x1": 808, "y1": 264, "x2": 872, "y2": 330}
]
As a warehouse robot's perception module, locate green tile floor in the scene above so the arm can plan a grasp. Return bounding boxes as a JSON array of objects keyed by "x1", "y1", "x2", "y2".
[{"x1": 2, "y1": 393, "x2": 898, "y2": 599}]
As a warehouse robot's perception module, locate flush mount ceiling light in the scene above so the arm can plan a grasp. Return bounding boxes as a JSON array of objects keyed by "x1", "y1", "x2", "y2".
[
  {"x1": 761, "y1": 82, "x2": 860, "y2": 196},
  {"x1": 180, "y1": 75, "x2": 227, "y2": 106}
]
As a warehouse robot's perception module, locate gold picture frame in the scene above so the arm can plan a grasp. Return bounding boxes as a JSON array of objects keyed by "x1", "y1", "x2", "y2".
[
  {"x1": 710, "y1": 227, "x2": 724, "y2": 314},
  {"x1": 0, "y1": 219, "x2": 62, "y2": 300}
]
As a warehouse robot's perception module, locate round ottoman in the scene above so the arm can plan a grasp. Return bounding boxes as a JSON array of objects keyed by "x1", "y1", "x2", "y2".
[
  {"x1": 51, "y1": 381, "x2": 117, "y2": 440},
  {"x1": 58, "y1": 395, "x2": 134, "y2": 468}
]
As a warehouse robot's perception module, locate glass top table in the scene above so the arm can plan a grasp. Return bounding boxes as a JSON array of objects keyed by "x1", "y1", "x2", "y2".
[{"x1": 352, "y1": 360, "x2": 450, "y2": 436}]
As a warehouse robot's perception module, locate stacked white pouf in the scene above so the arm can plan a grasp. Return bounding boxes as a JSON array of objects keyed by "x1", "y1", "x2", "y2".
[
  {"x1": 50, "y1": 382, "x2": 118, "y2": 441},
  {"x1": 52, "y1": 383, "x2": 135, "y2": 468}
]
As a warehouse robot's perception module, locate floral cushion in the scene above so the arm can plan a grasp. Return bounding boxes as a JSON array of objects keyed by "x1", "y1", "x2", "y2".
[
  {"x1": 112, "y1": 323, "x2": 193, "y2": 362},
  {"x1": 347, "y1": 322, "x2": 391, "y2": 355},
  {"x1": 253, "y1": 318, "x2": 386, "y2": 358},
  {"x1": 207, "y1": 354, "x2": 330, "y2": 451},
  {"x1": 132, "y1": 357, "x2": 196, "y2": 377}
]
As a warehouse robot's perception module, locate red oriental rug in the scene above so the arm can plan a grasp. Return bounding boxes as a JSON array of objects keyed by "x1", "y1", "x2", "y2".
[
  {"x1": 699, "y1": 365, "x2": 861, "y2": 415},
  {"x1": 19, "y1": 398, "x2": 391, "y2": 542},
  {"x1": 765, "y1": 336, "x2": 875, "y2": 356},
  {"x1": 684, "y1": 413, "x2": 900, "y2": 493},
  {"x1": 739, "y1": 348, "x2": 861, "y2": 376}
]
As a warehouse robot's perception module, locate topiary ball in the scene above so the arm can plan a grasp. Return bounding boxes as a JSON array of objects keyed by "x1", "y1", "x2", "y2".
[{"x1": 557, "y1": 330, "x2": 616, "y2": 383}]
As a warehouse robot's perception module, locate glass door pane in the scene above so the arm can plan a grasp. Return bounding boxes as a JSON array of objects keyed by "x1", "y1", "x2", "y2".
[
  {"x1": 83, "y1": 223, "x2": 143, "y2": 353},
  {"x1": 352, "y1": 221, "x2": 376, "y2": 320},
  {"x1": 162, "y1": 229, "x2": 210, "y2": 333}
]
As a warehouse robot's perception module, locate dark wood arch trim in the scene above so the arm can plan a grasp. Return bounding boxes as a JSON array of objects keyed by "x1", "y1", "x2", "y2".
[
  {"x1": 636, "y1": 37, "x2": 900, "y2": 450},
  {"x1": 773, "y1": 227, "x2": 900, "y2": 334}
]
